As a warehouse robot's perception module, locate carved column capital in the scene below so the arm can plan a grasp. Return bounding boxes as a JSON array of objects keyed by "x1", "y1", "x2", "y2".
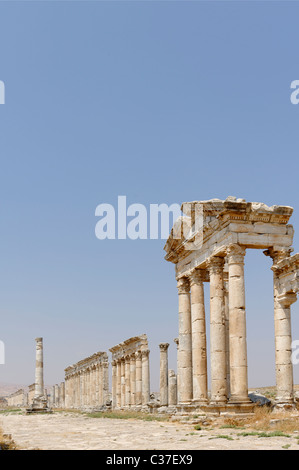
[
  {"x1": 207, "y1": 255, "x2": 225, "y2": 274},
  {"x1": 130, "y1": 353, "x2": 136, "y2": 362},
  {"x1": 189, "y1": 269, "x2": 206, "y2": 286},
  {"x1": 277, "y1": 292, "x2": 297, "y2": 308},
  {"x1": 159, "y1": 343, "x2": 170, "y2": 352},
  {"x1": 226, "y1": 244, "x2": 246, "y2": 264},
  {"x1": 141, "y1": 349, "x2": 150, "y2": 358},
  {"x1": 264, "y1": 247, "x2": 293, "y2": 265},
  {"x1": 177, "y1": 277, "x2": 190, "y2": 294},
  {"x1": 135, "y1": 350, "x2": 142, "y2": 361}
]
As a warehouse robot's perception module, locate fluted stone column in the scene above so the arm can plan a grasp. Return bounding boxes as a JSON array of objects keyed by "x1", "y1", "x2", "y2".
[
  {"x1": 116, "y1": 360, "x2": 121, "y2": 408},
  {"x1": 223, "y1": 270, "x2": 230, "y2": 398},
  {"x1": 168, "y1": 370, "x2": 177, "y2": 406},
  {"x1": 125, "y1": 355, "x2": 131, "y2": 407},
  {"x1": 159, "y1": 343, "x2": 169, "y2": 407},
  {"x1": 190, "y1": 270, "x2": 208, "y2": 403},
  {"x1": 141, "y1": 349, "x2": 150, "y2": 405},
  {"x1": 120, "y1": 358, "x2": 126, "y2": 407},
  {"x1": 135, "y1": 351, "x2": 142, "y2": 406},
  {"x1": 173, "y1": 338, "x2": 179, "y2": 404},
  {"x1": 55, "y1": 384, "x2": 59, "y2": 408},
  {"x1": 111, "y1": 360, "x2": 117, "y2": 409},
  {"x1": 60, "y1": 382, "x2": 65, "y2": 408},
  {"x1": 177, "y1": 277, "x2": 192, "y2": 403},
  {"x1": 273, "y1": 291, "x2": 296, "y2": 404},
  {"x1": 208, "y1": 256, "x2": 227, "y2": 404},
  {"x1": 98, "y1": 364, "x2": 103, "y2": 406},
  {"x1": 51, "y1": 385, "x2": 55, "y2": 408},
  {"x1": 34, "y1": 338, "x2": 44, "y2": 398},
  {"x1": 103, "y1": 361, "x2": 109, "y2": 406},
  {"x1": 130, "y1": 354, "x2": 136, "y2": 407},
  {"x1": 227, "y1": 244, "x2": 249, "y2": 404},
  {"x1": 269, "y1": 249, "x2": 296, "y2": 405}
]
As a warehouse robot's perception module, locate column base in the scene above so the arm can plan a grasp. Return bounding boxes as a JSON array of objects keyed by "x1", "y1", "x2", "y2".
[
  {"x1": 192, "y1": 398, "x2": 209, "y2": 405},
  {"x1": 274, "y1": 398, "x2": 296, "y2": 411},
  {"x1": 228, "y1": 395, "x2": 251, "y2": 405}
]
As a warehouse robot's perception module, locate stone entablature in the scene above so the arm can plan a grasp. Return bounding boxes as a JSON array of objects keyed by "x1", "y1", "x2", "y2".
[
  {"x1": 164, "y1": 198, "x2": 293, "y2": 278},
  {"x1": 64, "y1": 352, "x2": 109, "y2": 410},
  {"x1": 164, "y1": 197, "x2": 299, "y2": 410},
  {"x1": 109, "y1": 335, "x2": 150, "y2": 409},
  {"x1": 271, "y1": 252, "x2": 299, "y2": 301}
]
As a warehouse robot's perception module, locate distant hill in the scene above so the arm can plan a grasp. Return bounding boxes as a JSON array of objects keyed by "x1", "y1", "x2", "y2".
[{"x1": 0, "y1": 382, "x2": 53, "y2": 397}]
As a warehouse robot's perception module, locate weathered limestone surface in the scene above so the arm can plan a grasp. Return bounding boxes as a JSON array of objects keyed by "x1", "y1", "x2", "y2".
[
  {"x1": 65, "y1": 352, "x2": 109, "y2": 411},
  {"x1": 164, "y1": 197, "x2": 298, "y2": 410},
  {"x1": 6, "y1": 389, "x2": 27, "y2": 408},
  {"x1": 109, "y1": 335, "x2": 150, "y2": 409},
  {"x1": 159, "y1": 343, "x2": 169, "y2": 407},
  {"x1": 27, "y1": 338, "x2": 51, "y2": 413},
  {"x1": 168, "y1": 369, "x2": 177, "y2": 406}
]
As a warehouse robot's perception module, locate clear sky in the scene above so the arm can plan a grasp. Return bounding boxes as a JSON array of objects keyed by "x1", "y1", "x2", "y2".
[{"x1": 0, "y1": 0, "x2": 299, "y2": 392}]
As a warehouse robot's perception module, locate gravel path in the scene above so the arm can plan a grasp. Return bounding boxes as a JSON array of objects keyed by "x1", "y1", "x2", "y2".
[{"x1": 0, "y1": 412, "x2": 298, "y2": 450}]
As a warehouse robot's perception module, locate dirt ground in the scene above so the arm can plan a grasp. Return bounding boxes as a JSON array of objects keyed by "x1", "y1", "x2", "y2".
[{"x1": 1, "y1": 409, "x2": 299, "y2": 450}]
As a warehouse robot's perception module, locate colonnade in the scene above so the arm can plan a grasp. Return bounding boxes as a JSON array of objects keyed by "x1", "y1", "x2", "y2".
[
  {"x1": 175, "y1": 244, "x2": 255, "y2": 406},
  {"x1": 110, "y1": 335, "x2": 150, "y2": 409},
  {"x1": 65, "y1": 352, "x2": 109, "y2": 409}
]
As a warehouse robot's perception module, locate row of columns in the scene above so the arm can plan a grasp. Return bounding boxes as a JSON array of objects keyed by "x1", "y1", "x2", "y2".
[
  {"x1": 65, "y1": 362, "x2": 109, "y2": 409},
  {"x1": 111, "y1": 349, "x2": 150, "y2": 409},
  {"x1": 49, "y1": 382, "x2": 65, "y2": 408},
  {"x1": 176, "y1": 244, "x2": 250, "y2": 406},
  {"x1": 268, "y1": 248, "x2": 297, "y2": 405},
  {"x1": 159, "y1": 343, "x2": 177, "y2": 407}
]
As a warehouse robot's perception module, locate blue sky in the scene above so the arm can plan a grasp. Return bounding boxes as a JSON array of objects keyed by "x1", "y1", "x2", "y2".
[{"x1": 0, "y1": 1, "x2": 299, "y2": 391}]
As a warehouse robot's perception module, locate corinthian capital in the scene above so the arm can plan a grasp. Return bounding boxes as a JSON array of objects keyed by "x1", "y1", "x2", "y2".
[
  {"x1": 207, "y1": 256, "x2": 225, "y2": 274},
  {"x1": 189, "y1": 269, "x2": 205, "y2": 286},
  {"x1": 226, "y1": 244, "x2": 246, "y2": 264},
  {"x1": 177, "y1": 277, "x2": 190, "y2": 294},
  {"x1": 159, "y1": 343, "x2": 169, "y2": 352}
]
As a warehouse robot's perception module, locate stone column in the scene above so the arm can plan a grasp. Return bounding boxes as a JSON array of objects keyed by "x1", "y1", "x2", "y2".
[
  {"x1": 135, "y1": 351, "x2": 142, "y2": 406},
  {"x1": 190, "y1": 269, "x2": 208, "y2": 403},
  {"x1": 125, "y1": 355, "x2": 131, "y2": 407},
  {"x1": 55, "y1": 384, "x2": 59, "y2": 408},
  {"x1": 51, "y1": 385, "x2": 56, "y2": 408},
  {"x1": 269, "y1": 249, "x2": 296, "y2": 405},
  {"x1": 103, "y1": 361, "x2": 109, "y2": 406},
  {"x1": 130, "y1": 354, "x2": 136, "y2": 407},
  {"x1": 208, "y1": 256, "x2": 227, "y2": 404},
  {"x1": 177, "y1": 277, "x2": 192, "y2": 403},
  {"x1": 174, "y1": 338, "x2": 179, "y2": 404},
  {"x1": 111, "y1": 360, "x2": 117, "y2": 409},
  {"x1": 168, "y1": 370, "x2": 177, "y2": 406},
  {"x1": 159, "y1": 343, "x2": 169, "y2": 407},
  {"x1": 98, "y1": 364, "x2": 103, "y2": 406},
  {"x1": 223, "y1": 270, "x2": 230, "y2": 398},
  {"x1": 227, "y1": 244, "x2": 249, "y2": 404},
  {"x1": 120, "y1": 358, "x2": 126, "y2": 407},
  {"x1": 82, "y1": 370, "x2": 86, "y2": 406},
  {"x1": 77, "y1": 373, "x2": 81, "y2": 408},
  {"x1": 34, "y1": 337, "x2": 44, "y2": 398},
  {"x1": 60, "y1": 382, "x2": 65, "y2": 409},
  {"x1": 116, "y1": 360, "x2": 121, "y2": 408},
  {"x1": 141, "y1": 349, "x2": 150, "y2": 405}
]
